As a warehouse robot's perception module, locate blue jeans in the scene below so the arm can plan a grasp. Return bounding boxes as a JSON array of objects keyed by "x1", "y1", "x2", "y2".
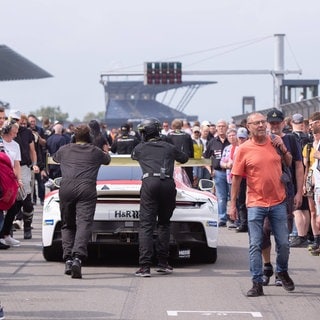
[
  {"x1": 248, "y1": 202, "x2": 290, "y2": 283},
  {"x1": 214, "y1": 170, "x2": 229, "y2": 223}
]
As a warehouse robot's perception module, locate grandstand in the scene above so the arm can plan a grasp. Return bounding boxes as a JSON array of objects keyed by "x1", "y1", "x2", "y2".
[
  {"x1": 100, "y1": 77, "x2": 216, "y2": 129},
  {"x1": 232, "y1": 79, "x2": 320, "y2": 124}
]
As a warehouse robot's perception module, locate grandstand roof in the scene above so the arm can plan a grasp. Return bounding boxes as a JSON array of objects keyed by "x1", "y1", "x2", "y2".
[
  {"x1": 103, "y1": 80, "x2": 215, "y2": 96},
  {"x1": 0, "y1": 45, "x2": 52, "y2": 81}
]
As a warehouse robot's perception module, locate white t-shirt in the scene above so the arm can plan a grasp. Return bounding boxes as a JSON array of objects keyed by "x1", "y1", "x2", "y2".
[{"x1": 3, "y1": 139, "x2": 21, "y2": 167}]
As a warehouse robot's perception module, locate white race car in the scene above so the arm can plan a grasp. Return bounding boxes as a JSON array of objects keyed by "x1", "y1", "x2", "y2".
[{"x1": 42, "y1": 164, "x2": 218, "y2": 263}]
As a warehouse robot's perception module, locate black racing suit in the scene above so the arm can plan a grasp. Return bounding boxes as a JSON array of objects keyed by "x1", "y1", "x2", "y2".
[
  {"x1": 131, "y1": 138, "x2": 188, "y2": 267},
  {"x1": 110, "y1": 133, "x2": 139, "y2": 154},
  {"x1": 53, "y1": 143, "x2": 111, "y2": 261}
]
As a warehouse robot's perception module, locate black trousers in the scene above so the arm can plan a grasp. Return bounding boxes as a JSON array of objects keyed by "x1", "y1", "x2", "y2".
[
  {"x1": 138, "y1": 177, "x2": 176, "y2": 266},
  {"x1": 59, "y1": 179, "x2": 97, "y2": 261},
  {"x1": 237, "y1": 178, "x2": 248, "y2": 228}
]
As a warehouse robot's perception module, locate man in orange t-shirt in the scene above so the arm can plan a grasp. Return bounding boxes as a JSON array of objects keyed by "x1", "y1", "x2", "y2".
[{"x1": 230, "y1": 112, "x2": 295, "y2": 297}]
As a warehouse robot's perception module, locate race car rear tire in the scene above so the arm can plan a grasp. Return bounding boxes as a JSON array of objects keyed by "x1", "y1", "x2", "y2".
[
  {"x1": 43, "y1": 241, "x2": 63, "y2": 262},
  {"x1": 191, "y1": 246, "x2": 217, "y2": 264}
]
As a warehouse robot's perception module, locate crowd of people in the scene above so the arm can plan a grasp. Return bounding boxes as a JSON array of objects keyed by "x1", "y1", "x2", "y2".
[
  {"x1": 1, "y1": 107, "x2": 320, "y2": 306},
  {"x1": 160, "y1": 112, "x2": 320, "y2": 297},
  {"x1": 0, "y1": 108, "x2": 147, "y2": 246}
]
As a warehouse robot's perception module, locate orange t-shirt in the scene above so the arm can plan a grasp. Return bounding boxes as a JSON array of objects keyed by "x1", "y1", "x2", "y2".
[{"x1": 231, "y1": 137, "x2": 286, "y2": 208}]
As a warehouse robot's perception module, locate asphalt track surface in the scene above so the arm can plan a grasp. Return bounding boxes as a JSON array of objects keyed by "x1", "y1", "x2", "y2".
[{"x1": 1, "y1": 204, "x2": 320, "y2": 320}]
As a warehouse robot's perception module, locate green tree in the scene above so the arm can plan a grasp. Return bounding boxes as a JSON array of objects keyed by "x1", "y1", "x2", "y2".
[
  {"x1": 31, "y1": 106, "x2": 69, "y2": 123},
  {"x1": 83, "y1": 111, "x2": 105, "y2": 123}
]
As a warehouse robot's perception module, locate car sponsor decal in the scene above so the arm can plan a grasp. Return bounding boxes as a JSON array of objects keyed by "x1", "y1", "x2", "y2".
[
  {"x1": 114, "y1": 210, "x2": 140, "y2": 219},
  {"x1": 206, "y1": 221, "x2": 218, "y2": 227},
  {"x1": 44, "y1": 219, "x2": 54, "y2": 225}
]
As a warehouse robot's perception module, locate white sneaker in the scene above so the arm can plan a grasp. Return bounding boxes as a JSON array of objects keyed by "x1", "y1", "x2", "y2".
[{"x1": 4, "y1": 235, "x2": 21, "y2": 247}]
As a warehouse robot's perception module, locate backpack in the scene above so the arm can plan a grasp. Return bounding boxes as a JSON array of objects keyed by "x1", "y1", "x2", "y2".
[{"x1": 0, "y1": 151, "x2": 19, "y2": 210}]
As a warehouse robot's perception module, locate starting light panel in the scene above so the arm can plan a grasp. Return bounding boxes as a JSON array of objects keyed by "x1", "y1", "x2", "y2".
[{"x1": 144, "y1": 62, "x2": 182, "y2": 85}]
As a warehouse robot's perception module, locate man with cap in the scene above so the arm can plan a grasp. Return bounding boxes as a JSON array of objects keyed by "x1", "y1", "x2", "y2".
[
  {"x1": 110, "y1": 123, "x2": 139, "y2": 154},
  {"x1": 260, "y1": 108, "x2": 304, "y2": 287},
  {"x1": 291, "y1": 113, "x2": 311, "y2": 147}
]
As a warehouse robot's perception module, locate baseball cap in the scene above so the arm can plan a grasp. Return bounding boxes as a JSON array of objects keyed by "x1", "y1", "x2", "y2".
[
  {"x1": 237, "y1": 127, "x2": 248, "y2": 139},
  {"x1": 292, "y1": 113, "x2": 304, "y2": 124},
  {"x1": 201, "y1": 120, "x2": 211, "y2": 127},
  {"x1": 267, "y1": 109, "x2": 284, "y2": 123},
  {"x1": 9, "y1": 110, "x2": 21, "y2": 120},
  {"x1": 120, "y1": 123, "x2": 130, "y2": 132},
  {"x1": 192, "y1": 126, "x2": 200, "y2": 133}
]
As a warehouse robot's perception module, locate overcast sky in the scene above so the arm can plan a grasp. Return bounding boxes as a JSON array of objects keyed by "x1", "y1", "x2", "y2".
[{"x1": 1, "y1": 0, "x2": 319, "y2": 125}]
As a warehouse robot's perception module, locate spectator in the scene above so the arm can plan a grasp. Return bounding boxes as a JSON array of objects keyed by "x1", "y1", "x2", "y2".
[
  {"x1": 64, "y1": 123, "x2": 75, "y2": 143},
  {"x1": 182, "y1": 120, "x2": 192, "y2": 135},
  {"x1": 209, "y1": 123, "x2": 217, "y2": 139},
  {"x1": 100, "y1": 122, "x2": 113, "y2": 146},
  {"x1": 28, "y1": 114, "x2": 47, "y2": 205},
  {"x1": 111, "y1": 123, "x2": 139, "y2": 154},
  {"x1": 204, "y1": 119, "x2": 230, "y2": 227},
  {"x1": 191, "y1": 125, "x2": 209, "y2": 188},
  {"x1": 234, "y1": 127, "x2": 249, "y2": 233},
  {"x1": 89, "y1": 120, "x2": 109, "y2": 152},
  {"x1": 262, "y1": 109, "x2": 303, "y2": 288},
  {"x1": 0, "y1": 106, "x2": 7, "y2": 249},
  {"x1": 230, "y1": 112, "x2": 295, "y2": 297},
  {"x1": 289, "y1": 113, "x2": 312, "y2": 247},
  {"x1": 161, "y1": 121, "x2": 171, "y2": 136},
  {"x1": 167, "y1": 119, "x2": 194, "y2": 184},
  {"x1": 200, "y1": 124, "x2": 210, "y2": 153},
  {"x1": 303, "y1": 113, "x2": 320, "y2": 251},
  {"x1": 11, "y1": 111, "x2": 39, "y2": 240},
  {"x1": 42, "y1": 117, "x2": 53, "y2": 140},
  {"x1": 220, "y1": 127, "x2": 238, "y2": 229},
  {"x1": 0, "y1": 120, "x2": 23, "y2": 246},
  {"x1": 310, "y1": 152, "x2": 320, "y2": 255},
  {"x1": 46, "y1": 123, "x2": 67, "y2": 179}
]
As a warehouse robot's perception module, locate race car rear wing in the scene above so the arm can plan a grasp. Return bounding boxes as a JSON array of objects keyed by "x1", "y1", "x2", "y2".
[{"x1": 46, "y1": 154, "x2": 211, "y2": 168}]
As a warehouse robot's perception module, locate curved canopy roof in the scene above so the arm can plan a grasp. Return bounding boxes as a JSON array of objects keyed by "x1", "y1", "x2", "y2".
[{"x1": 0, "y1": 45, "x2": 52, "y2": 81}]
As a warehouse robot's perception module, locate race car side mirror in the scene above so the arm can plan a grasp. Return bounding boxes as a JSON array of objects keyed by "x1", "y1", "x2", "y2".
[{"x1": 198, "y1": 179, "x2": 215, "y2": 192}]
